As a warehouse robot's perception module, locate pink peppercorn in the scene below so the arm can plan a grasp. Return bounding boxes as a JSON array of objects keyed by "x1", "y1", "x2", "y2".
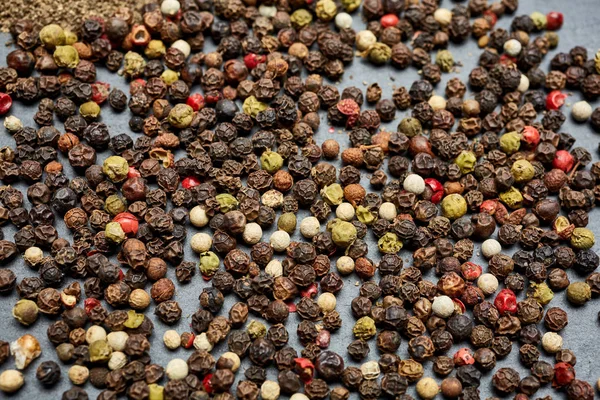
[
  {"x1": 553, "y1": 150, "x2": 575, "y2": 172},
  {"x1": 494, "y1": 289, "x2": 517, "y2": 314}
]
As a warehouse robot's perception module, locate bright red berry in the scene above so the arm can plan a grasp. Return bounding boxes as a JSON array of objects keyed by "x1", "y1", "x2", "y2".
[
  {"x1": 552, "y1": 362, "x2": 575, "y2": 388},
  {"x1": 301, "y1": 283, "x2": 318, "y2": 298},
  {"x1": 113, "y1": 212, "x2": 139, "y2": 236},
  {"x1": 461, "y1": 262, "x2": 482, "y2": 281},
  {"x1": 203, "y1": 374, "x2": 214, "y2": 393},
  {"x1": 294, "y1": 358, "x2": 315, "y2": 383},
  {"x1": 186, "y1": 93, "x2": 205, "y2": 111},
  {"x1": 91, "y1": 82, "x2": 110, "y2": 104},
  {"x1": 483, "y1": 10, "x2": 498, "y2": 27},
  {"x1": 521, "y1": 126, "x2": 540, "y2": 147},
  {"x1": 127, "y1": 167, "x2": 141, "y2": 179},
  {"x1": 552, "y1": 150, "x2": 575, "y2": 172},
  {"x1": 453, "y1": 348, "x2": 475, "y2": 366},
  {"x1": 380, "y1": 14, "x2": 399, "y2": 28},
  {"x1": 494, "y1": 289, "x2": 517, "y2": 314},
  {"x1": 84, "y1": 298, "x2": 101, "y2": 315},
  {"x1": 182, "y1": 176, "x2": 201, "y2": 189},
  {"x1": 0, "y1": 93, "x2": 12, "y2": 115},
  {"x1": 546, "y1": 12, "x2": 564, "y2": 31},
  {"x1": 546, "y1": 90, "x2": 567, "y2": 110},
  {"x1": 244, "y1": 53, "x2": 266, "y2": 69}
]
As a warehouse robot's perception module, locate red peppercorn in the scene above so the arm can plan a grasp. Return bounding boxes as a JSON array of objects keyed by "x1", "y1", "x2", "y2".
[
  {"x1": 552, "y1": 362, "x2": 575, "y2": 388},
  {"x1": 118, "y1": 269, "x2": 125, "y2": 280},
  {"x1": 186, "y1": 93, "x2": 205, "y2": 111},
  {"x1": 131, "y1": 24, "x2": 151, "y2": 46},
  {"x1": 521, "y1": 126, "x2": 540, "y2": 147},
  {"x1": 453, "y1": 348, "x2": 475, "y2": 366},
  {"x1": 316, "y1": 329, "x2": 331, "y2": 348},
  {"x1": 0, "y1": 93, "x2": 12, "y2": 115},
  {"x1": 182, "y1": 176, "x2": 201, "y2": 189},
  {"x1": 337, "y1": 99, "x2": 360, "y2": 116},
  {"x1": 494, "y1": 289, "x2": 517, "y2": 314},
  {"x1": 294, "y1": 358, "x2": 315, "y2": 383},
  {"x1": 499, "y1": 54, "x2": 517, "y2": 66},
  {"x1": 204, "y1": 91, "x2": 222, "y2": 104},
  {"x1": 552, "y1": 150, "x2": 575, "y2": 172},
  {"x1": 453, "y1": 299, "x2": 466, "y2": 314},
  {"x1": 546, "y1": 12, "x2": 564, "y2": 31},
  {"x1": 127, "y1": 167, "x2": 141, "y2": 179},
  {"x1": 91, "y1": 82, "x2": 110, "y2": 104},
  {"x1": 546, "y1": 90, "x2": 567, "y2": 110},
  {"x1": 243, "y1": 53, "x2": 266, "y2": 69},
  {"x1": 380, "y1": 14, "x2": 399, "y2": 28},
  {"x1": 130, "y1": 79, "x2": 146, "y2": 95},
  {"x1": 287, "y1": 302, "x2": 297, "y2": 313},
  {"x1": 203, "y1": 373, "x2": 214, "y2": 393},
  {"x1": 301, "y1": 283, "x2": 318, "y2": 298},
  {"x1": 483, "y1": 10, "x2": 498, "y2": 27},
  {"x1": 480, "y1": 199, "x2": 499, "y2": 215},
  {"x1": 183, "y1": 333, "x2": 195, "y2": 349},
  {"x1": 425, "y1": 178, "x2": 444, "y2": 204},
  {"x1": 461, "y1": 262, "x2": 482, "y2": 281},
  {"x1": 84, "y1": 298, "x2": 101, "y2": 315},
  {"x1": 113, "y1": 212, "x2": 139, "y2": 236}
]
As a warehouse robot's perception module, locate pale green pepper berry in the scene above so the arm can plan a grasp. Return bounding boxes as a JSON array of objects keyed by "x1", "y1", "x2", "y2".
[
  {"x1": 247, "y1": 320, "x2": 267, "y2": 339},
  {"x1": 528, "y1": 282, "x2": 554, "y2": 306},
  {"x1": 64, "y1": 30, "x2": 78, "y2": 45},
  {"x1": 243, "y1": 96, "x2": 268, "y2": 118},
  {"x1": 123, "y1": 51, "x2": 146, "y2": 78},
  {"x1": 566, "y1": 282, "x2": 591, "y2": 305},
  {"x1": 161, "y1": 69, "x2": 179, "y2": 85},
  {"x1": 290, "y1": 9, "x2": 313, "y2": 29},
  {"x1": 260, "y1": 151, "x2": 283, "y2": 174},
  {"x1": 367, "y1": 43, "x2": 392, "y2": 65},
  {"x1": 149, "y1": 384, "x2": 164, "y2": 400},
  {"x1": 356, "y1": 205, "x2": 376, "y2": 225},
  {"x1": 378, "y1": 232, "x2": 403, "y2": 254},
  {"x1": 436, "y1": 49, "x2": 454, "y2": 72},
  {"x1": 571, "y1": 227, "x2": 595, "y2": 250},
  {"x1": 79, "y1": 101, "x2": 101, "y2": 120},
  {"x1": 530, "y1": 11, "x2": 547, "y2": 30},
  {"x1": 53, "y1": 45, "x2": 80, "y2": 68},
  {"x1": 216, "y1": 193, "x2": 239, "y2": 213},
  {"x1": 89, "y1": 340, "x2": 112, "y2": 363},
  {"x1": 331, "y1": 220, "x2": 357, "y2": 247},
  {"x1": 499, "y1": 187, "x2": 523, "y2": 209},
  {"x1": 145, "y1": 40, "x2": 166, "y2": 59},
  {"x1": 441, "y1": 194, "x2": 467, "y2": 220},
  {"x1": 320, "y1": 183, "x2": 344, "y2": 206},
  {"x1": 340, "y1": 0, "x2": 361, "y2": 12},
  {"x1": 39, "y1": 24, "x2": 66, "y2": 49},
  {"x1": 104, "y1": 195, "x2": 127, "y2": 216},
  {"x1": 123, "y1": 310, "x2": 145, "y2": 329},
  {"x1": 397, "y1": 118, "x2": 422, "y2": 138},
  {"x1": 499, "y1": 131, "x2": 521, "y2": 155},
  {"x1": 168, "y1": 104, "x2": 194, "y2": 129},
  {"x1": 277, "y1": 212, "x2": 297, "y2": 234},
  {"x1": 199, "y1": 251, "x2": 220, "y2": 277},
  {"x1": 315, "y1": 0, "x2": 337, "y2": 21},
  {"x1": 105, "y1": 221, "x2": 126, "y2": 243},
  {"x1": 455, "y1": 150, "x2": 477, "y2": 174},
  {"x1": 102, "y1": 156, "x2": 129, "y2": 183},
  {"x1": 511, "y1": 159, "x2": 535, "y2": 183},
  {"x1": 353, "y1": 316, "x2": 376, "y2": 339}
]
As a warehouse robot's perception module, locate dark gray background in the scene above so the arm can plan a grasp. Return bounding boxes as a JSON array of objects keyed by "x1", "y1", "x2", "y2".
[{"x1": 2, "y1": 0, "x2": 600, "y2": 398}]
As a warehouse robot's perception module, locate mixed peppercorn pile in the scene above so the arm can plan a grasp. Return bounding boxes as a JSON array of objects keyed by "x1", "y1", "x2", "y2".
[{"x1": 1, "y1": 0, "x2": 600, "y2": 399}]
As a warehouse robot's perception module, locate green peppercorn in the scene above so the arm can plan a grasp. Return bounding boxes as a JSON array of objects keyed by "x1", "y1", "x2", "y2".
[
  {"x1": 161, "y1": 69, "x2": 179, "y2": 85},
  {"x1": 315, "y1": 0, "x2": 337, "y2": 21},
  {"x1": 340, "y1": 0, "x2": 360, "y2": 12},
  {"x1": 149, "y1": 384, "x2": 164, "y2": 400},
  {"x1": 595, "y1": 50, "x2": 600, "y2": 75},
  {"x1": 499, "y1": 187, "x2": 524, "y2": 209},
  {"x1": 243, "y1": 96, "x2": 268, "y2": 118},
  {"x1": 216, "y1": 194, "x2": 239, "y2": 213},
  {"x1": 331, "y1": 220, "x2": 357, "y2": 247},
  {"x1": 566, "y1": 282, "x2": 592, "y2": 305},
  {"x1": 145, "y1": 40, "x2": 166, "y2": 59},
  {"x1": 530, "y1": 11, "x2": 547, "y2": 30},
  {"x1": 367, "y1": 43, "x2": 392, "y2": 65},
  {"x1": 12, "y1": 299, "x2": 39, "y2": 326},
  {"x1": 199, "y1": 251, "x2": 220, "y2": 277},
  {"x1": 168, "y1": 104, "x2": 194, "y2": 129},
  {"x1": 105, "y1": 221, "x2": 126, "y2": 244},
  {"x1": 102, "y1": 156, "x2": 129, "y2": 183},
  {"x1": 79, "y1": 101, "x2": 101, "y2": 121},
  {"x1": 499, "y1": 131, "x2": 521, "y2": 155},
  {"x1": 356, "y1": 205, "x2": 376, "y2": 225},
  {"x1": 277, "y1": 212, "x2": 297, "y2": 234},
  {"x1": 320, "y1": 183, "x2": 344, "y2": 206},
  {"x1": 64, "y1": 30, "x2": 77, "y2": 45},
  {"x1": 545, "y1": 32, "x2": 559, "y2": 48},
  {"x1": 105, "y1": 195, "x2": 127, "y2": 216},
  {"x1": 571, "y1": 228, "x2": 595, "y2": 250},
  {"x1": 89, "y1": 340, "x2": 112, "y2": 363},
  {"x1": 378, "y1": 232, "x2": 403, "y2": 254},
  {"x1": 528, "y1": 282, "x2": 554, "y2": 306},
  {"x1": 436, "y1": 50, "x2": 454, "y2": 72},
  {"x1": 441, "y1": 194, "x2": 467, "y2": 220},
  {"x1": 39, "y1": 24, "x2": 66, "y2": 49},
  {"x1": 455, "y1": 150, "x2": 477, "y2": 174},
  {"x1": 397, "y1": 118, "x2": 422, "y2": 138},
  {"x1": 247, "y1": 320, "x2": 267, "y2": 339},
  {"x1": 510, "y1": 160, "x2": 535, "y2": 183},
  {"x1": 260, "y1": 151, "x2": 283, "y2": 174},
  {"x1": 290, "y1": 9, "x2": 313, "y2": 29},
  {"x1": 123, "y1": 51, "x2": 146, "y2": 78},
  {"x1": 123, "y1": 310, "x2": 145, "y2": 329},
  {"x1": 353, "y1": 316, "x2": 376, "y2": 339},
  {"x1": 53, "y1": 45, "x2": 80, "y2": 68}
]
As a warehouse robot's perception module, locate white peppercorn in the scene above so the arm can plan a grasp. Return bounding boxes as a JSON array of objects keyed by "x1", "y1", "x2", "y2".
[
  {"x1": 335, "y1": 12, "x2": 353, "y2": 29},
  {"x1": 481, "y1": 239, "x2": 502, "y2": 259},
  {"x1": 193, "y1": 332, "x2": 213, "y2": 352},
  {"x1": 86, "y1": 325, "x2": 107, "y2": 344},
  {"x1": 190, "y1": 206, "x2": 209, "y2": 227},
  {"x1": 270, "y1": 230, "x2": 290, "y2": 252},
  {"x1": 403, "y1": 174, "x2": 426, "y2": 195},
  {"x1": 23, "y1": 246, "x2": 43, "y2": 267},
  {"x1": 356, "y1": 30, "x2": 377, "y2": 51},
  {"x1": 378, "y1": 202, "x2": 397, "y2": 221},
  {"x1": 432, "y1": 296, "x2": 455, "y2": 318},
  {"x1": 300, "y1": 217, "x2": 321, "y2": 239},
  {"x1": 191, "y1": 233, "x2": 212, "y2": 253},
  {"x1": 290, "y1": 395, "x2": 310, "y2": 400},
  {"x1": 572, "y1": 100, "x2": 593, "y2": 122},
  {"x1": 243, "y1": 222, "x2": 263, "y2": 245},
  {"x1": 317, "y1": 293, "x2": 336, "y2": 312},
  {"x1": 258, "y1": 4, "x2": 277, "y2": 17},
  {"x1": 262, "y1": 190, "x2": 284, "y2": 208},
  {"x1": 220, "y1": 352, "x2": 241, "y2": 371},
  {"x1": 433, "y1": 8, "x2": 452, "y2": 27},
  {"x1": 541, "y1": 332, "x2": 563, "y2": 353},
  {"x1": 261, "y1": 380, "x2": 281, "y2": 400},
  {"x1": 108, "y1": 351, "x2": 128, "y2": 371},
  {"x1": 265, "y1": 260, "x2": 283, "y2": 278},
  {"x1": 416, "y1": 377, "x2": 439, "y2": 400},
  {"x1": 336, "y1": 202, "x2": 355, "y2": 221},
  {"x1": 171, "y1": 40, "x2": 191, "y2": 58},
  {"x1": 161, "y1": 0, "x2": 180, "y2": 16},
  {"x1": 3, "y1": 116, "x2": 23, "y2": 133},
  {"x1": 518, "y1": 74, "x2": 530, "y2": 92},
  {"x1": 361, "y1": 361, "x2": 381, "y2": 380},
  {"x1": 68, "y1": 365, "x2": 89, "y2": 385},
  {"x1": 478, "y1": 273, "x2": 499, "y2": 296},
  {"x1": 166, "y1": 358, "x2": 189, "y2": 380},
  {"x1": 503, "y1": 39, "x2": 522, "y2": 56},
  {"x1": 428, "y1": 95, "x2": 447, "y2": 111},
  {"x1": 107, "y1": 331, "x2": 129, "y2": 352},
  {"x1": 336, "y1": 255, "x2": 355, "y2": 275},
  {"x1": 163, "y1": 330, "x2": 181, "y2": 350},
  {"x1": 129, "y1": 288, "x2": 151, "y2": 310},
  {"x1": 0, "y1": 370, "x2": 24, "y2": 393}
]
